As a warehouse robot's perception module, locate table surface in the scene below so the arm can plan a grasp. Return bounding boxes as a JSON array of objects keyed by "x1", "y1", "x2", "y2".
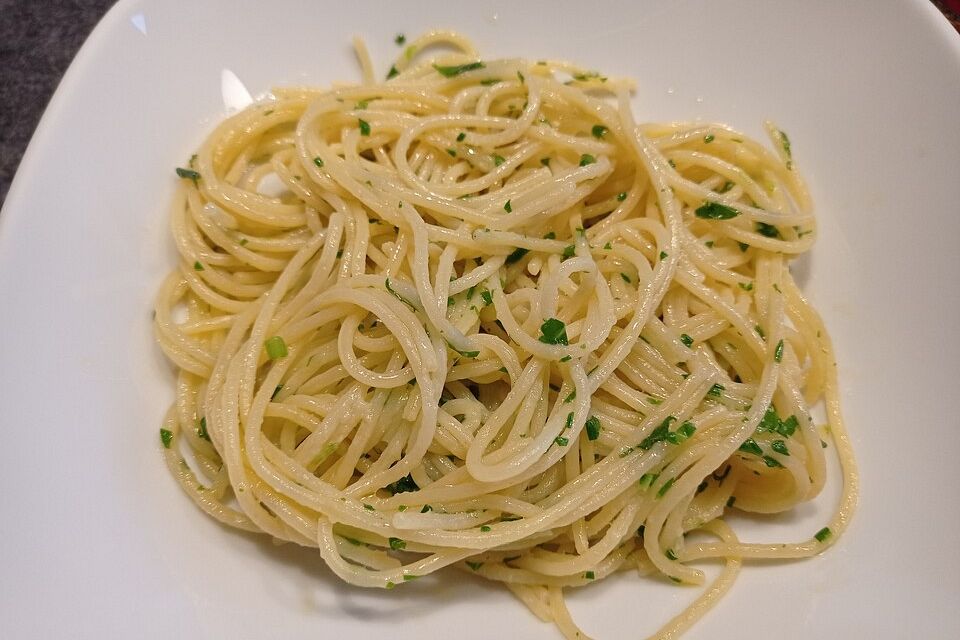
[{"x1": 1, "y1": 0, "x2": 958, "y2": 207}]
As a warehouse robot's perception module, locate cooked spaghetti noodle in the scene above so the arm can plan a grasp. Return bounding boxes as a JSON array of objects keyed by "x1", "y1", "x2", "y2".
[{"x1": 154, "y1": 31, "x2": 857, "y2": 639}]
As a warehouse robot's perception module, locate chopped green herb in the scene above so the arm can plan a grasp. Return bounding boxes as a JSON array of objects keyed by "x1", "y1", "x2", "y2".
[
  {"x1": 264, "y1": 336, "x2": 288, "y2": 359},
  {"x1": 668, "y1": 159, "x2": 677, "y2": 168},
  {"x1": 564, "y1": 391, "x2": 576, "y2": 403},
  {"x1": 388, "y1": 537, "x2": 406, "y2": 550},
  {"x1": 358, "y1": 119, "x2": 371, "y2": 136},
  {"x1": 193, "y1": 261, "x2": 204, "y2": 271},
  {"x1": 363, "y1": 503, "x2": 375, "y2": 510},
  {"x1": 708, "y1": 383, "x2": 725, "y2": 397},
  {"x1": 397, "y1": 505, "x2": 407, "y2": 512},
  {"x1": 480, "y1": 290, "x2": 493, "y2": 306},
  {"x1": 175, "y1": 167, "x2": 200, "y2": 184},
  {"x1": 560, "y1": 355, "x2": 571, "y2": 362},
  {"x1": 779, "y1": 415, "x2": 799, "y2": 437},
  {"x1": 387, "y1": 65, "x2": 399, "y2": 79},
  {"x1": 585, "y1": 416, "x2": 601, "y2": 441},
  {"x1": 480, "y1": 525, "x2": 492, "y2": 532},
  {"x1": 762, "y1": 455, "x2": 783, "y2": 468},
  {"x1": 271, "y1": 385, "x2": 283, "y2": 400},
  {"x1": 640, "y1": 416, "x2": 676, "y2": 450},
  {"x1": 717, "y1": 180, "x2": 735, "y2": 194},
  {"x1": 774, "y1": 339, "x2": 784, "y2": 362},
  {"x1": 620, "y1": 272, "x2": 631, "y2": 283},
  {"x1": 695, "y1": 202, "x2": 740, "y2": 220},
  {"x1": 704, "y1": 134, "x2": 715, "y2": 143},
  {"x1": 657, "y1": 477, "x2": 676, "y2": 498},
  {"x1": 517, "y1": 70, "x2": 525, "y2": 83},
  {"x1": 738, "y1": 438, "x2": 763, "y2": 456},
  {"x1": 814, "y1": 527, "x2": 832, "y2": 542},
  {"x1": 387, "y1": 474, "x2": 419, "y2": 495},
  {"x1": 540, "y1": 157, "x2": 551, "y2": 167},
  {"x1": 738, "y1": 242, "x2": 750, "y2": 252},
  {"x1": 727, "y1": 496, "x2": 737, "y2": 508},
  {"x1": 433, "y1": 61, "x2": 485, "y2": 77},
  {"x1": 591, "y1": 124, "x2": 608, "y2": 139},
  {"x1": 197, "y1": 416, "x2": 210, "y2": 441},
  {"x1": 738, "y1": 281, "x2": 754, "y2": 291},
  {"x1": 659, "y1": 250, "x2": 668, "y2": 260},
  {"x1": 778, "y1": 129, "x2": 793, "y2": 168},
  {"x1": 385, "y1": 581, "x2": 396, "y2": 589},
  {"x1": 579, "y1": 154, "x2": 596, "y2": 166},
  {"x1": 543, "y1": 231, "x2": 556, "y2": 239},
  {"x1": 603, "y1": 242, "x2": 612, "y2": 250},
  {"x1": 680, "y1": 333, "x2": 694, "y2": 347},
  {"x1": 395, "y1": 34, "x2": 406, "y2": 45},
  {"x1": 159, "y1": 428, "x2": 173, "y2": 448},
  {"x1": 771, "y1": 440, "x2": 790, "y2": 456},
  {"x1": 562, "y1": 244, "x2": 576, "y2": 260},
  {"x1": 403, "y1": 574, "x2": 418, "y2": 581},
  {"x1": 503, "y1": 199, "x2": 512, "y2": 213},
  {"x1": 493, "y1": 154, "x2": 506, "y2": 166},
  {"x1": 565, "y1": 412, "x2": 574, "y2": 429},
  {"x1": 421, "y1": 504, "x2": 432, "y2": 513},
  {"x1": 456, "y1": 132, "x2": 467, "y2": 142},
  {"x1": 705, "y1": 240, "x2": 714, "y2": 248},
  {"x1": 313, "y1": 156, "x2": 324, "y2": 168},
  {"x1": 638, "y1": 472, "x2": 659, "y2": 488},
  {"x1": 538, "y1": 318, "x2": 568, "y2": 345},
  {"x1": 554, "y1": 435, "x2": 569, "y2": 447},
  {"x1": 616, "y1": 191, "x2": 627, "y2": 202},
  {"x1": 505, "y1": 247, "x2": 528, "y2": 264},
  {"x1": 584, "y1": 570, "x2": 596, "y2": 579},
  {"x1": 665, "y1": 549, "x2": 678, "y2": 560},
  {"x1": 755, "y1": 324, "x2": 765, "y2": 338},
  {"x1": 446, "y1": 148, "x2": 457, "y2": 157},
  {"x1": 466, "y1": 561, "x2": 484, "y2": 571},
  {"x1": 756, "y1": 222, "x2": 780, "y2": 238}
]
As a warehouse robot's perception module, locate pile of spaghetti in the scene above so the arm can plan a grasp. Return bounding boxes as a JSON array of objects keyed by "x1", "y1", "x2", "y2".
[{"x1": 154, "y1": 32, "x2": 857, "y2": 639}]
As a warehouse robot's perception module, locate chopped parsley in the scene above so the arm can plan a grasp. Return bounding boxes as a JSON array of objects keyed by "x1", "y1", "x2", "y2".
[
  {"x1": 659, "y1": 250, "x2": 668, "y2": 260},
  {"x1": 584, "y1": 571, "x2": 595, "y2": 580},
  {"x1": 756, "y1": 222, "x2": 780, "y2": 238},
  {"x1": 591, "y1": 124, "x2": 608, "y2": 139},
  {"x1": 704, "y1": 134, "x2": 715, "y2": 143},
  {"x1": 387, "y1": 65, "x2": 399, "y2": 79},
  {"x1": 193, "y1": 261, "x2": 204, "y2": 271},
  {"x1": 579, "y1": 154, "x2": 596, "y2": 166},
  {"x1": 264, "y1": 336, "x2": 288, "y2": 359},
  {"x1": 554, "y1": 435, "x2": 569, "y2": 447},
  {"x1": 562, "y1": 245, "x2": 576, "y2": 260},
  {"x1": 540, "y1": 157, "x2": 551, "y2": 167},
  {"x1": 480, "y1": 525, "x2": 492, "y2": 532},
  {"x1": 159, "y1": 428, "x2": 173, "y2": 448},
  {"x1": 358, "y1": 119, "x2": 371, "y2": 136},
  {"x1": 620, "y1": 272, "x2": 631, "y2": 283},
  {"x1": 313, "y1": 156, "x2": 324, "y2": 168},
  {"x1": 771, "y1": 439, "x2": 790, "y2": 456},
  {"x1": 640, "y1": 416, "x2": 676, "y2": 450},
  {"x1": 395, "y1": 34, "x2": 406, "y2": 45},
  {"x1": 564, "y1": 391, "x2": 576, "y2": 403},
  {"x1": 695, "y1": 202, "x2": 740, "y2": 220},
  {"x1": 493, "y1": 154, "x2": 506, "y2": 166},
  {"x1": 680, "y1": 333, "x2": 694, "y2": 347},
  {"x1": 565, "y1": 412, "x2": 574, "y2": 429},
  {"x1": 708, "y1": 383, "x2": 725, "y2": 397},
  {"x1": 388, "y1": 537, "x2": 406, "y2": 551},
  {"x1": 538, "y1": 318, "x2": 568, "y2": 345},
  {"x1": 638, "y1": 472, "x2": 659, "y2": 488},
  {"x1": 503, "y1": 199, "x2": 512, "y2": 213},
  {"x1": 738, "y1": 438, "x2": 763, "y2": 456},
  {"x1": 387, "y1": 474, "x2": 419, "y2": 495},
  {"x1": 814, "y1": 527, "x2": 832, "y2": 542},
  {"x1": 446, "y1": 148, "x2": 457, "y2": 157},
  {"x1": 466, "y1": 561, "x2": 484, "y2": 571},
  {"x1": 433, "y1": 61, "x2": 485, "y2": 77},
  {"x1": 738, "y1": 281, "x2": 754, "y2": 291},
  {"x1": 481, "y1": 290, "x2": 493, "y2": 306},
  {"x1": 617, "y1": 192, "x2": 627, "y2": 201},
  {"x1": 774, "y1": 339, "x2": 785, "y2": 362},
  {"x1": 762, "y1": 455, "x2": 783, "y2": 468},
  {"x1": 778, "y1": 129, "x2": 793, "y2": 169},
  {"x1": 585, "y1": 416, "x2": 601, "y2": 441}
]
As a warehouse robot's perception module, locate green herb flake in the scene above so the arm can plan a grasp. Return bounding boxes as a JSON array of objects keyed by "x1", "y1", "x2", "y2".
[
  {"x1": 554, "y1": 435, "x2": 569, "y2": 447},
  {"x1": 738, "y1": 438, "x2": 763, "y2": 456},
  {"x1": 680, "y1": 333, "x2": 694, "y2": 347},
  {"x1": 771, "y1": 439, "x2": 790, "y2": 456},
  {"x1": 755, "y1": 324, "x2": 765, "y2": 338},
  {"x1": 363, "y1": 503, "x2": 375, "y2": 510},
  {"x1": 433, "y1": 61, "x2": 485, "y2": 77},
  {"x1": 584, "y1": 570, "x2": 596, "y2": 580},
  {"x1": 493, "y1": 154, "x2": 506, "y2": 166},
  {"x1": 814, "y1": 527, "x2": 832, "y2": 543},
  {"x1": 313, "y1": 156, "x2": 324, "y2": 168},
  {"x1": 565, "y1": 412, "x2": 574, "y2": 429},
  {"x1": 387, "y1": 65, "x2": 399, "y2": 79},
  {"x1": 538, "y1": 318, "x2": 568, "y2": 345},
  {"x1": 385, "y1": 581, "x2": 396, "y2": 589},
  {"x1": 564, "y1": 391, "x2": 576, "y2": 403},
  {"x1": 774, "y1": 339, "x2": 785, "y2": 362},
  {"x1": 387, "y1": 473, "x2": 419, "y2": 495},
  {"x1": 585, "y1": 416, "x2": 601, "y2": 441},
  {"x1": 562, "y1": 244, "x2": 576, "y2": 260},
  {"x1": 403, "y1": 574, "x2": 418, "y2": 581},
  {"x1": 175, "y1": 167, "x2": 200, "y2": 184},
  {"x1": 620, "y1": 272, "x2": 631, "y2": 283},
  {"x1": 264, "y1": 336, "x2": 288, "y2": 359},
  {"x1": 657, "y1": 477, "x2": 676, "y2": 498},
  {"x1": 591, "y1": 124, "x2": 608, "y2": 139},
  {"x1": 579, "y1": 154, "x2": 596, "y2": 167},
  {"x1": 762, "y1": 455, "x2": 783, "y2": 468},
  {"x1": 756, "y1": 222, "x2": 780, "y2": 238},
  {"x1": 395, "y1": 34, "x2": 406, "y2": 46},
  {"x1": 603, "y1": 242, "x2": 612, "y2": 250},
  {"x1": 540, "y1": 157, "x2": 551, "y2": 167},
  {"x1": 197, "y1": 416, "x2": 210, "y2": 441},
  {"x1": 695, "y1": 202, "x2": 740, "y2": 220},
  {"x1": 159, "y1": 428, "x2": 173, "y2": 448},
  {"x1": 358, "y1": 119, "x2": 371, "y2": 136},
  {"x1": 659, "y1": 250, "x2": 668, "y2": 260},
  {"x1": 480, "y1": 290, "x2": 493, "y2": 306},
  {"x1": 727, "y1": 496, "x2": 737, "y2": 508},
  {"x1": 778, "y1": 129, "x2": 793, "y2": 168},
  {"x1": 638, "y1": 472, "x2": 659, "y2": 489},
  {"x1": 505, "y1": 246, "x2": 528, "y2": 264},
  {"x1": 738, "y1": 281, "x2": 754, "y2": 291},
  {"x1": 456, "y1": 132, "x2": 467, "y2": 142},
  {"x1": 388, "y1": 537, "x2": 406, "y2": 551},
  {"x1": 708, "y1": 383, "x2": 725, "y2": 398},
  {"x1": 466, "y1": 561, "x2": 484, "y2": 571},
  {"x1": 704, "y1": 134, "x2": 715, "y2": 143},
  {"x1": 503, "y1": 199, "x2": 512, "y2": 213},
  {"x1": 446, "y1": 148, "x2": 457, "y2": 157},
  {"x1": 480, "y1": 525, "x2": 492, "y2": 532},
  {"x1": 640, "y1": 416, "x2": 676, "y2": 450},
  {"x1": 517, "y1": 70, "x2": 525, "y2": 83},
  {"x1": 665, "y1": 549, "x2": 678, "y2": 560},
  {"x1": 779, "y1": 415, "x2": 799, "y2": 437},
  {"x1": 193, "y1": 261, "x2": 204, "y2": 271},
  {"x1": 738, "y1": 242, "x2": 750, "y2": 252},
  {"x1": 560, "y1": 355, "x2": 572, "y2": 362}
]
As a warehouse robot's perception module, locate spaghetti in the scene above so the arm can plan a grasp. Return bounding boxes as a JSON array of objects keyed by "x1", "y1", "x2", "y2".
[{"x1": 154, "y1": 32, "x2": 857, "y2": 639}]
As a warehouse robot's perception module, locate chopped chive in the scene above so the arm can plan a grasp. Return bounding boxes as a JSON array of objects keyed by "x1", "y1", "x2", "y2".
[
  {"x1": 562, "y1": 245, "x2": 576, "y2": 260},
  {"x1": 755, "y1": 324, "x2": 765, "y2": 338},
  {"x1": 708, "y1": 383, "x2": 725, "y2": 397},
  {"x1": 565, "y1": 412, "x2": 574, "y2": 429},
  {"x1": 591, "y1": 124, "x2": 608, "y2": 139},
  {"x1": 680, "y1": 333, "x2": 694, "y2": 347},
  {"x1": 584, "y1": 570, "x2": 596, "y2": 579},
  {"x1": 388, "y1": 537, "x2": 406, "y2": 550},
  {"x1": 738, "y1": 281, "x2": 754, "y2": 291},
  {"x1": 543, "y1": 231, "x2": 556, "y2": 239},
  {"x1": 564, "y1": 391, "x2": 576, "y2": 403},
  {"x1": 657, "y1": 477, "x2": 676, "y2": 498},
  {"x1": 585, "y1": 416, "x2": 601, "y2": 441},
  {"x1": 638, "y1": 472, "x2": 659, "y2": 488},
  {"x1": 704, "y1": 134, "x2": 715, "y2": 143},
  {"x1": 456, "y1": 132, "x2": 466, "y2": 142},
  {"x1": 620, "y1": 272, "x2": 631, "y2": 283},
  {"x1": 517, "y1": 70, "x2": 525, "y2": 83},
  {"x1": 446, "y1": 148, "x2": 457, "y2": 157},
  {"x1": 554, "y1": 435, "x2": 569, "y2": 447},
  {"x1": 433, "y1": 61, "x2": 485, "y2": 77},
  {"x1": 774, "y1": 339, "x2": 784, "y2": 362},
  {"x1": 640, "y1": 416, "x2": 676, "y2": 450},
  {"x1": 197, "y1": 416, "x2": 210, "y2": 441},
  {"x1": 503, "y1": 199, "x2": 512, "y2": 213},
  {"x1": 395, "y1": 34, "x2": 406, "y2": 45},
  {"x1": 579, "y1": 154, "x2": 596, "y2": 166},
  {"x1": 193, "y1": 261, "x2": 204, "y2": 271},
  {"x1": 480, "y1": 525, "x2": 492, "y2": 532},
  {"x1": 481, "y1": 290, "x2": 493, "y2": 306},
  {"x1": 560, "y1": 355, "x2": 571, "y2": 362},
  {"x1": 762, "y1": 455, "x2": 783, "y2": 468},
  {"x1": 387, "y1": 65, "x2": 399, "y2": 79},
  {"x1": 778, "y1": 129, "x2": 793, "y2": 168},
  {"x1": 695, "y1": 202, "x2": 740, "y2": 220},
  {"x1": 814, "y1": 527, "x2": 832, "y2": 542},
  {"x1": 358, "y1": 119, "x2": 371, "y2": 136},
  {"x1": 705, "y1": 240, "x2": 714, "y2": 248},
  {"x1": 313, "y1": 156, "x2": 324, "y2": 168},
  {"x1": 466, "y1": 561, "x2": 483, "y2": 571},
  {"x1": 493, "y1": 154, "x2": 506, "y2": 166},
  {"x1": 363, "y1": 503, "x2": 375, "y2": 510},
  {"x1": 159, "y1": 428, "x2": 173, "y2": 448},
  {"x1": 756, "y1": 222, "x2": 780, "y2": 238},
  {"x1": 264, "y1": 336, "x2": 288, "y2": 359},
  {"x1": 403, "y1": 574, "x2": 418, "y2": 581}
]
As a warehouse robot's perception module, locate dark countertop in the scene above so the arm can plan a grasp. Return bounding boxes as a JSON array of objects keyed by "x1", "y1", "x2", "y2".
[{"x1": 1, "y1": 0, "x2": 958, "y2": 208}]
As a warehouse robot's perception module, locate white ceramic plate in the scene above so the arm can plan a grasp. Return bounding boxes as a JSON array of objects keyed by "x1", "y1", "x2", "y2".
[{"x1": 2, "y1": 0, "x2": 959, "y2": 637}]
